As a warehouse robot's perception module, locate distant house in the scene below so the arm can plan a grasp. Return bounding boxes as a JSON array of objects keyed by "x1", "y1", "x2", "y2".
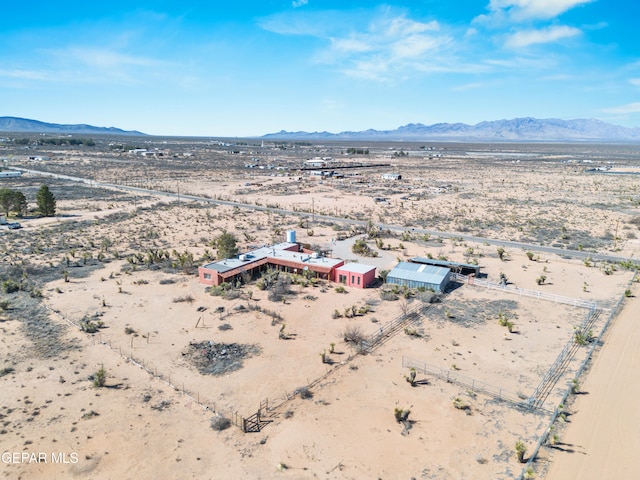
[
  {"x1": 386, "y1": 262, "x2": 450, "y2": 292},
  {"x1": 305, "y1": 159, "x2": 327, "y2": 168},
  {"x1": 28, "y1": 156, "x2": 50, "y2": 161},
  {"x1": 335, "y1": 263, "x2": 377, "y2": 288},
  {"x1": 381, "y1": 173, "x2": 402, "y2": 180}
]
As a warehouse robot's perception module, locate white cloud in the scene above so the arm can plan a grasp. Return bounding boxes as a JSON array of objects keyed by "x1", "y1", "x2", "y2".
[
  {"x1": 292, "y1": 0, "x2": 308, "y2": 7},
  {"x1": 603, "y1": 102, "x2": 640, "y2": 114},
  {"x1": 0, "y1": 69, "x2": 49, "y2": 81},
  {"x1": 53, "y1": 47, "x2": 165, "y2": 69},
  {"x1": 261, "y1": 8, "x2": 455, "y2": 81},
  {"x1": 324, "y1": 14, "x2": 451, "y2": 80},
  {"x1": 630, "y1": 78, "x2": 640, "y2": 87},
  {"x1": 487, "y1": 0, "x2": 594, "y2": 21},
  {"x1": 505, "y1": 25, "x2": 581, "y2": 47}
]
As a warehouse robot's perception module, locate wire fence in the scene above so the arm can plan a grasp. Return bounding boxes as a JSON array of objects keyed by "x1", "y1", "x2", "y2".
[
  {"x1": 402, "y1": 356, "x2": 552, "y2": 415},
  {"x1": 451, "y1": 273, "x2": 597, "y2": 310},
  {"x1": 45, "y1": 306, "x2": 218, "y2": 414}
]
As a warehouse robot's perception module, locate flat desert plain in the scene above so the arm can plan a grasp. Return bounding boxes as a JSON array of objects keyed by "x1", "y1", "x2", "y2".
[{"x1": 1, "y1": 139, "x2": 639, "y2": 479}]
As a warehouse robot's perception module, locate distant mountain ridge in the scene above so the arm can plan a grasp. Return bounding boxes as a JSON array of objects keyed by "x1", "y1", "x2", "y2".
[
  {"x1": 0, "y1": 117, "x2": 145, "y2": 136},
  {"x1": 263, "y1": 117, "x2": 640, "y2": 142}
]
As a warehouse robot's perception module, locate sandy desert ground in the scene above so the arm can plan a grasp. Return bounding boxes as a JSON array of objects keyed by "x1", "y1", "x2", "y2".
[{"x1": 1, "y1": 138, "x2": 639, "y2": 479}]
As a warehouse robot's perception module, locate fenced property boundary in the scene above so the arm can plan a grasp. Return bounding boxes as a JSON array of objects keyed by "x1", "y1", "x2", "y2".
[
  {"x1": 402, "y1": 356, "x2": 552, "y2": 415},
  {"x1": 451, "y1": 273, "x2": 597, "y2": 310},
  {"x1": 45, "y1": 306, "x2": 218, "y2": 414},
  {"x1": 515, "y1": 273, "x2": 636, "y2": 480}
]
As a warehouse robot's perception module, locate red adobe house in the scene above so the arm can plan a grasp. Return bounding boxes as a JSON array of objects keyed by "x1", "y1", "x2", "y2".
[
  {"x1": 198, "y1": 242, "x2": 345, "y2": 286},
  {"x1": 335, "y1": 263, "x2": 377, "y2": 288}
]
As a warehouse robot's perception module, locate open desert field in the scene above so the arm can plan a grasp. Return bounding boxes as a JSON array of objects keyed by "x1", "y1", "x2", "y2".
[{"x1": 1, "y1": 137, "x2": 639, "y2": 479}]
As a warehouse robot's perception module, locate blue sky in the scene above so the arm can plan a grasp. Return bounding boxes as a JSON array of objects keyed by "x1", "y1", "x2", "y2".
[{"x1": 1, "y1": 1, "x2": 639, "y2": 136}]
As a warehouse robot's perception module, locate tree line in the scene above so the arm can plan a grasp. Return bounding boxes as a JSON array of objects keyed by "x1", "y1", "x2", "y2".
[{"x1": 0, "y1": 185, "x2": 56, "y2": 217}]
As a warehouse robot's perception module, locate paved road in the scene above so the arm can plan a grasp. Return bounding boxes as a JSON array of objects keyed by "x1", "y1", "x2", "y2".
[{"x1": 13, "y1": 166, "x2": 640, "y2": 265}]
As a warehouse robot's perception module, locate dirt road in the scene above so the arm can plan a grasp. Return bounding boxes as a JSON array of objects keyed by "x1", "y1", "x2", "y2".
[{"x1": 544, "y1": 286, "x2": 640, "y2": 480}]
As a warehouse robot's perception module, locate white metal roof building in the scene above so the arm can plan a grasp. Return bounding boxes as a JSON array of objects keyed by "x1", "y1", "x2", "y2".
[{"x1": 386, "y1": 262, "x2": 450, "y2": 292}]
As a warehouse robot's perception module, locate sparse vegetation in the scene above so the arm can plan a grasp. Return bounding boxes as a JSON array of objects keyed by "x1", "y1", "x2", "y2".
[
  {"x1": 515, "y1": 440, "x2": 527, "y2": 463},
  {"x1": 210, "y1": 414, "x2": 231, "y2": 431},
  {"x1": 92, "y1": 367, "x2": 107, "y2": 388}
]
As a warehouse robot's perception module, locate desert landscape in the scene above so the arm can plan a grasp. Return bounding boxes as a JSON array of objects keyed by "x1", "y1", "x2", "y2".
[{"x1": 1, "y1": 136, "x2": 639, "y2": 479}]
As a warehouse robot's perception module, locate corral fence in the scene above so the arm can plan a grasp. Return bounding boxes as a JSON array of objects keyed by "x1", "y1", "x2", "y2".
[
  {"x1": 529, "y1": 307, "x2": 601, "y2": 409},
  {"x1": 233, "y1": 298, "x2": 443, "y2": 432},
  {"x1": 451, "y1": 273, "x2": 597, "y2": 310},
  {"x1": 360, "y1": 295, "x2": 444, "y2": 353},
  {"x1": 515, "y1": 273, "x2": 636, "y2": 480},
  {"x1": 402, "y1": 356, "x2": 552, "y2": 415}
]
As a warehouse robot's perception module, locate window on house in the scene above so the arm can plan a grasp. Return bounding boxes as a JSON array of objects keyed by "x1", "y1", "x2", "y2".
[
  {"x1": 204, "y1": 273, "x2": 211, "y2": 280},
  {"x1": 357, "y1": 276, "x2": 361, "y2": 285}
]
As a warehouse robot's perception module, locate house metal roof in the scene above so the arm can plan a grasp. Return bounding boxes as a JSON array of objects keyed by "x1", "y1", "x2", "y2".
[
  {"x1": 409, "y1": 257, "x2": 480, "y2": 272},
  {"x1": 388, "y1": 262, "x2": 450, "y2": 285}
]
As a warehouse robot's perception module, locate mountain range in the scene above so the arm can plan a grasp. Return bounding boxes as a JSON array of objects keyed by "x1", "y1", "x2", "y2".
[
  {"x1": 263, "y1": 117, "x2": 640, "y2": 142},
  {"x1": 0, "y1": 117, "x2": 145, "y2": 136},
  {"x1": 2, "y1": 116, "x2": 640, "y2": 141}
]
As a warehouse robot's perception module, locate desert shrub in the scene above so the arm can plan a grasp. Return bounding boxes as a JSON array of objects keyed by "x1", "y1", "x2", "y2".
[
  {"x1": 223, "y1": 289, "x2": 242, "y2": 300},
  {"x1": 268, "y1": 275, "x2": 291, "y2": 302},
  {"x1": 92, "y1": 367, "x2": 107, "y2": 387},
  {"x1": 515, "y1": 440, "x2": 527, "y2": 463},
  {"x1": 296, "y1": 386, "x2": 313, "y2": 399},
  {"x1": 343, "y1": 325, "x2": 365, "y2": 344},
  {"x1": 0, "y1": 367, "x2": 15, "y2": 377},
  {"x1": 173, "y1": 295, "x2": 195, "y2": 303},
  {"x1": 452, "y1": 397, "x2": 471, "y2": 414},
  {"x1": 573, "y1": 329, "x2": 593, "y2": 346},
  {"x1": 0, "y1": 300, "x2": 9, "y2": 311},
  {"x1": 380, "y1": 289, "x2": 398, "y2": 301},
  {"x1": 80, "y1": 317, "x2": 105, "y2": 333},
  {"x1": 159, "y1": 278, "x2": 175, "y2": 285},
  {"x1": 218, "y1": 323, "x2": 233, "y2": 331},
  {"x1": 2, "y1": 280, "x2": 20, "y2": 294},
  {"x1": 394, "y1": 407, "x2": 410, "y2": 423},
  {"x1": 210, "y1": 414, "x2": 231, "y2": 431},
  {"x1": 124, "y1": 326, "x2": 137, "y2": 335}
]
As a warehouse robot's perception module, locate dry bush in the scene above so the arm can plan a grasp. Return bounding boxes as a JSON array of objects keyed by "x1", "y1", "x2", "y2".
[
  {"x1": 210, "y1": 414, "x2": 231, "y2": 431},
  {"x1": 343, "y1": 325, "x2": 365, "y2": 344}
]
